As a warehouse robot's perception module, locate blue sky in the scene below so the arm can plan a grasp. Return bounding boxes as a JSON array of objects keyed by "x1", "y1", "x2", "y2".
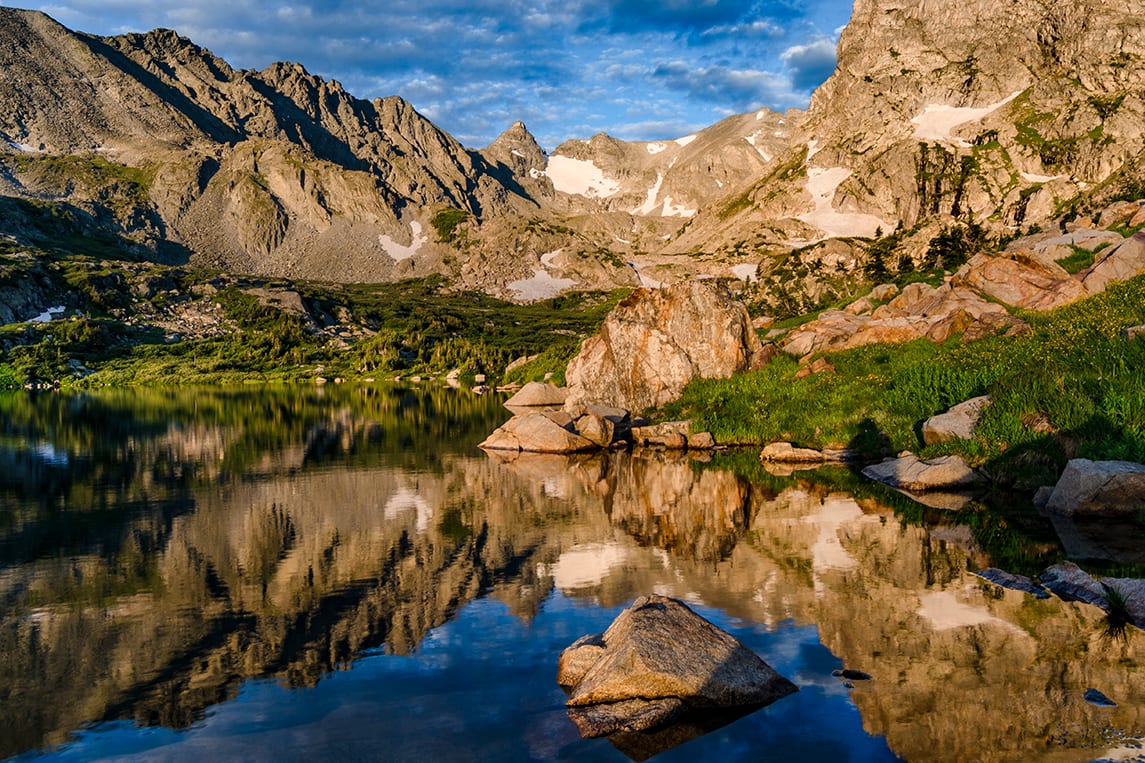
[{"x1": 13, "y1": 1, "x2": 854, "y2": 148}]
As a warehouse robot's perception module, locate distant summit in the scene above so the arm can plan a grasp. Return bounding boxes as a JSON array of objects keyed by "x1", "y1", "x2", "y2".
[{"x1": 2, "y1": 2, "x2": 1144, "y2": 299}]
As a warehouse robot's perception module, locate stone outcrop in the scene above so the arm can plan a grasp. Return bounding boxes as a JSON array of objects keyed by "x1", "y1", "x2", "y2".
[
  {"x1": 782, "y1": 282, "x2": 1022, "y2": 357},
  {"x1": 559, "y1": 594, "x2": 798, "y2": 737},
  {"x1": 1038, "y1": 562, "x2": 1145, "y2": 628},
  {"x1": 564, "y1": 280, "x2": 766, "y2": 413},
  {"x1": 952, "y1": 254, "x2": 1088, "y2": 311},
  {"x1": 1082, "y1": 232, "x2": 1145, "y2": 294},
  {"x1": 973, "y1": 568, "x2": 1051, "y2": 599},
  {"x1": 861, "y1": 453, "x2": 983, "y2": 493},
  {"x1": 1045, "y1": 459, "x2": 1145, "y2": 517},
  {"x1": 921, "y1": 396, "x2": 991, "y2": 445}
]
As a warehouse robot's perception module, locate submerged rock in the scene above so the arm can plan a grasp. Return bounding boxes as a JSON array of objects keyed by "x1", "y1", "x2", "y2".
[
  {"x1": 1084, "y1": 688, "x2": 1117, "y2": 707},
  {"x1": 559, "y1": 594, "x2": 797, "y2": 738},
  {"x1": 973, "y1": 568, "x2": 1051, "y2": 599},
  {"x1": 1038, "y1": 561, "x2": 1145, "y2": 627}
]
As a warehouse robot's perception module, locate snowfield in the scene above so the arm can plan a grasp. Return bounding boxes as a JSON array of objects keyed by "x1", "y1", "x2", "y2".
[
  {"x1": 545, "y1": 156, "x2": 621, "y2": 197},
  {"x1": 507, "y1": 269, "x2": 578, "y2": 301}
]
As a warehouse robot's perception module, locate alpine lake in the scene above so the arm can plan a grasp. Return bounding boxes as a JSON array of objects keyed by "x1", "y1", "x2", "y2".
[{"x1": 2, "y1": 385, "x2": 1144, "y2": 763}]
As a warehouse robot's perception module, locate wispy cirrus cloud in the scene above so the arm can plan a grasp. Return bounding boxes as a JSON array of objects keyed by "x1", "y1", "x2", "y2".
[{"x1": 10, "y1": 0, "x2": 852, "y2": 147}]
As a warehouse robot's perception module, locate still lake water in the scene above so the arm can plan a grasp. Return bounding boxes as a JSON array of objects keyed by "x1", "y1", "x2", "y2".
[{"x1": 1, "y1": 386, "x2": 1144, "y2": 762}]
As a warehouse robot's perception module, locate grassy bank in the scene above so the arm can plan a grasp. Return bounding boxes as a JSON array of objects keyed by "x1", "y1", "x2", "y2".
[{"x1": 664, "y1": 275, "x2": 1145, "y2": 489}]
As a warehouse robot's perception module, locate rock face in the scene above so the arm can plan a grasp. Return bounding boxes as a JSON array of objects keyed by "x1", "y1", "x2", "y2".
[
  {"x1": 953, "y1": 255, "x2": 1088, "y2": 312},
  {"x1": 564, "y1": 280, "x2": 765, "y2": 413},
  {"x1": 1083, "y1": 233, "x2": 1145, "y2": 294},
  {"x1": 1045, "y1": 459, "x2": 1145, "y2": 517},
  {"x1": 558, "y1": 594, "x2": 798, "y2": 737},
  {"x1": 861, "y1": 454, "x2": 983, "y2": 493},
  {"x1": 921, "y1": 396, "x2": 991, "y2": 445}
]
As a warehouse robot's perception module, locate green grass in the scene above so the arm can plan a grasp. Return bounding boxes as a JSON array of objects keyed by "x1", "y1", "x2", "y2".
[
  {"x1": 664, "y1": 275, "x2": 1145, "y2": 487},
  {"x1": 1055, "y1": 245, "x2": 1096, "y2": 274},
  {"x1": 0, "y1": 247, "x2": 627, "y2": 387}
]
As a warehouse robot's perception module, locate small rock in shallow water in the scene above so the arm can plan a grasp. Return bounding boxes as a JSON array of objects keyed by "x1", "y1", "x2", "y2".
[
  {"x1": 1085, "y1": 688, "x2": 1117, "y2": 707},
  {"x1": 832, "y1": 669, "x2": 872, "y2": 681}
]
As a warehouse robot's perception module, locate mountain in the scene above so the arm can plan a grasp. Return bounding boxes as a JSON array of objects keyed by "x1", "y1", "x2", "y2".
[
  {"x1": 0, "y1": 8, "x2": 546, "y2": 282},
  {"x1": 2, "y1": 2, "x2": 1145, "y2": 300}
]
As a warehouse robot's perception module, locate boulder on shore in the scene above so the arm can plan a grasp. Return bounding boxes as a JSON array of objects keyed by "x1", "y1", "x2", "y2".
[
  {"x1": 564, "y1": 280, "x2": 767, "y2": 414},
  {"x1": 761, "y1": 442, "x2": 827, "y2": 463},
  {"x1": 559, "y1": 594, "x2": 798, "y2": 738},
  {"x1": 503, "y1": 381, "x2": 567, "y2": 408},
  {"x1": 861, "y1": 453, "x2": 983, "y2": 492},
  {"x1": 478, "y1": 412, "x2": 597, "y2": 453},
  {"x1": 1045, "y1": 459, "x2": 1145, "y2": 517}
]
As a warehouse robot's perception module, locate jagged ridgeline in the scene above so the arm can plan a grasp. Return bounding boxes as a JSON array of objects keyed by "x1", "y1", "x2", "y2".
[{"x1": 2, "y1": 1, "x2": 1145, "y2": 300}]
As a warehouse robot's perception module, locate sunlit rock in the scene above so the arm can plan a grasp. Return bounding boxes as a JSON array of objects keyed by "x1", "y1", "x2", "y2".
[
  {"x1": 564, "y1": 280, "x2": 766, "y2": 413},
  {"x1": 478, "y1": 412, "x2": 597, "y2": 453},
  {"x1": 503, "y1": 381, "x2": 567, "y2": 408},
  {"x1": 861, "y1": 453, "x2": 983, "y2": 492},
  {"x1": 921, "y1": 395, "x2": 991, "y2": 445},
  {"x1": 1046, "y1": 458, "x2": 1145, "y2": 517},
  {"x1": 560, "y1": 594, "x2": 797, "y2": 737}
]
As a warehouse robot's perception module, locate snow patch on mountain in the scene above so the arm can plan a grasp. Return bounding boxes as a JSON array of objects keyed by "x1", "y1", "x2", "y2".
[
  {"x1": 743, "y1": 134, "x2": 772, "y2": 161},
  {"x1": 545, "y1": 156, "x2": 620, "y2": 198},
  {"x1": 378, "y1": 221, "x2": 426, "y2": 261},
  {"x1": 1020, "y1": 172, "x2": 1064, "y2": 183},
  {"x1": 507, "y1": 269, "x2": 578, "y2": 301},
  {"x1": 674, "y1": 134, "x2": 697, "y2": 147},
  {"x1": 911, "y1": 92, "x2": 1022, "y2": 146},
  {"x1": 797, "y1": 167, "x2": 888, "y2": 240},
  {"x1": 731, "y1": 264, "x2": 758, "y2": 282},
  {"x1": 646, "y1": 142, "x2": 668, "y2": 155}
]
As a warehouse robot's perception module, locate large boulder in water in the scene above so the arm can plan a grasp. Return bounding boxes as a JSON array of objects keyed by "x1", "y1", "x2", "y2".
[
  {"x1": 558, "y1": 594, "x2": 797, "y2": 737},
  {"x1": 564, "y1": 280, "x2": 766, "y2": 414}
]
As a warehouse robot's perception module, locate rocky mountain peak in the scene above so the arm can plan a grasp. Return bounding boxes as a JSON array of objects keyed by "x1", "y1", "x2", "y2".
[{"x1": 482, "y1": 120, "x2": 547, "y2": 174}]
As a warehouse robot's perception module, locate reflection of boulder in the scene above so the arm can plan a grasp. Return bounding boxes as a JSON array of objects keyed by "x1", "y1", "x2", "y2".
[
  {"x1": 607, "y1": 452, "x2": 750, "y2": 561},
  {"x1": 1045, "y1": 513, "x2": 1145, "y2": 565},
  {"x1": 560, "y1": 594, "x2": 797, "y2": 740}
]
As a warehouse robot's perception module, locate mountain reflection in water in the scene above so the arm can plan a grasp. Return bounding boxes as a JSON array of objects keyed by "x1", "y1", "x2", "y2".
[{"x1": 1, "y1": 387, "x2": 1143, "y2": 762}]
